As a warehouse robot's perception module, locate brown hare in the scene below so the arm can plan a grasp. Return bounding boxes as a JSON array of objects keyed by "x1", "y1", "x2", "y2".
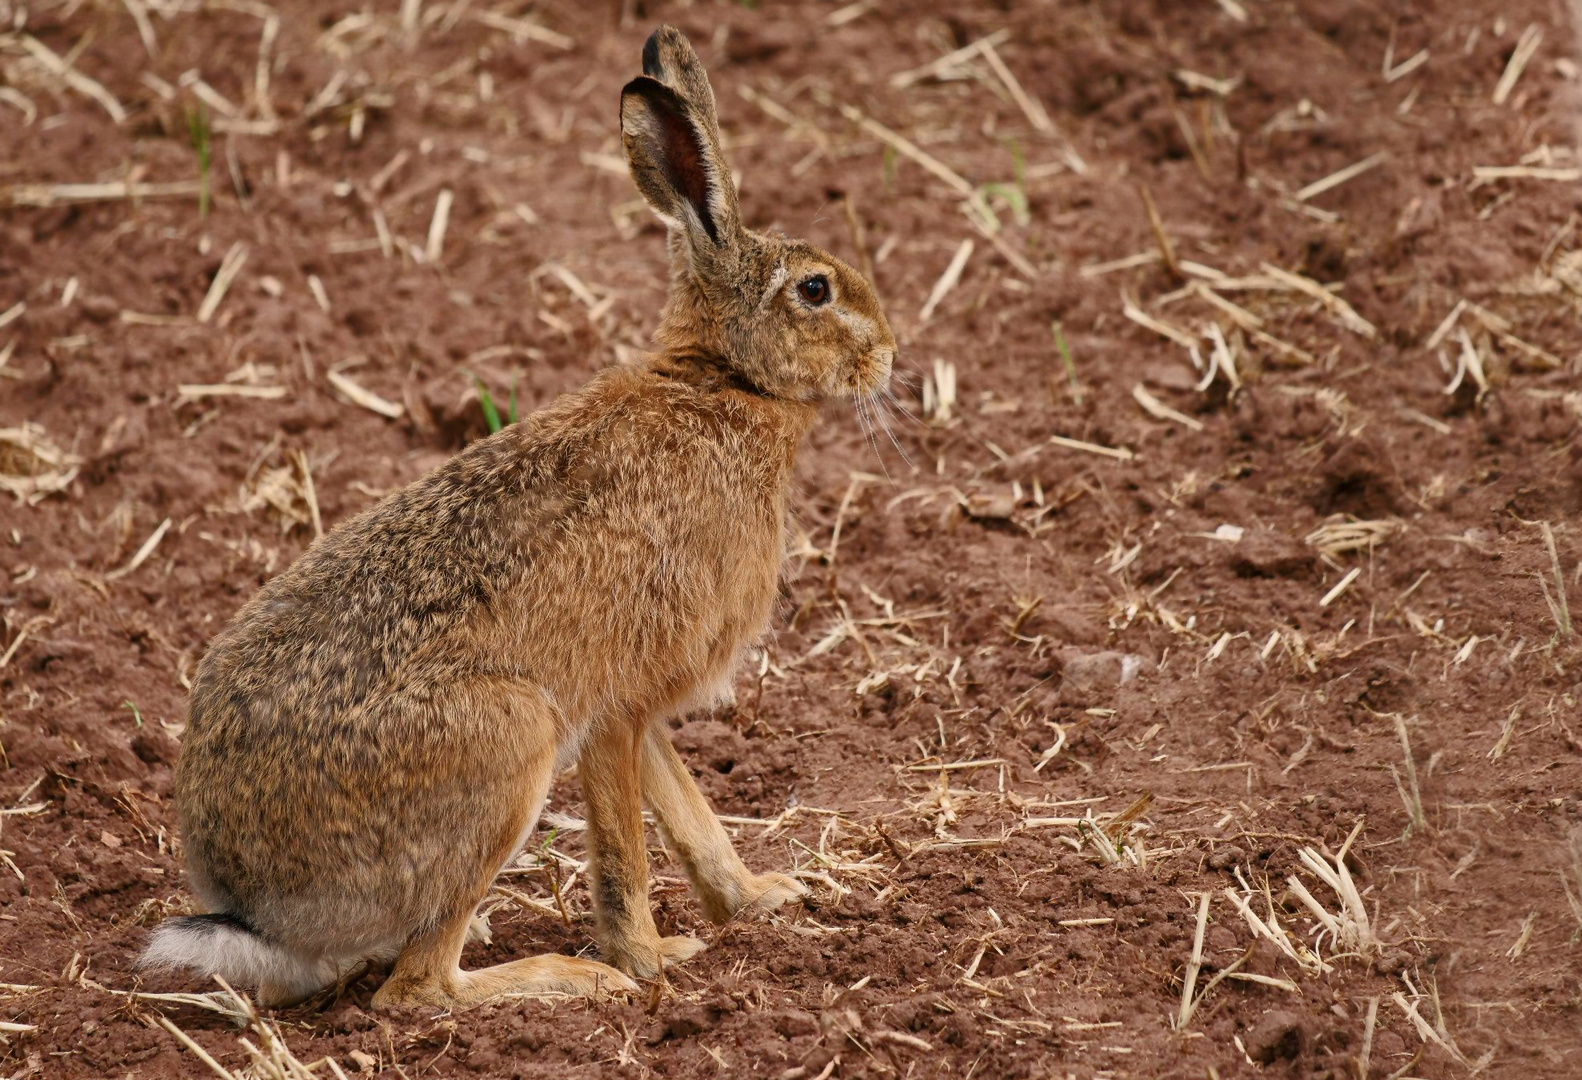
[{"x1": 141, "y1": 25, "x2": 896, "y2": 1010}]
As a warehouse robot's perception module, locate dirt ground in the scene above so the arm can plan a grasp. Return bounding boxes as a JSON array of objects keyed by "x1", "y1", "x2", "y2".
[{"x1": 3, "y1": 0, "x2": 1582, "y2": 1076}]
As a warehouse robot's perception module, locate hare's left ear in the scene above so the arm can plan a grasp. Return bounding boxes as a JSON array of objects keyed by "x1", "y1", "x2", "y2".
[
  {"x1": 620, "y1": 76, "x2": 740, "y2": 250},
  {"x1": 641, "y1": 25, "x2": 722, "y2": 136}
]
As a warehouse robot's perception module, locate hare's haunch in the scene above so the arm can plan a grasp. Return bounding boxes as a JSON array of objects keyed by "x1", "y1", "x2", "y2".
[{"x1": 140, "y1": 25, "x2": 895, "y2": 1010}]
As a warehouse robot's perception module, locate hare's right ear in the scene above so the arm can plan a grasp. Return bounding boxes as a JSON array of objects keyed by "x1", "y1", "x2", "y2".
[{"x1": 620, "y1": 76, "x2": 739, "y2": 249}]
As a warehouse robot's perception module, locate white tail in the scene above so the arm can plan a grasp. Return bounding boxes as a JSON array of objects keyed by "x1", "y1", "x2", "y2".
[{"x1": 141, "y1": 914, "x2": 337, "y2": 1004}]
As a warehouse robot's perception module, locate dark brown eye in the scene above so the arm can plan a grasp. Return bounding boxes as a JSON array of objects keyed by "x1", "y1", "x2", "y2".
[{"x1": 797, "y1": 275, "x2": 830, "y2": 305}]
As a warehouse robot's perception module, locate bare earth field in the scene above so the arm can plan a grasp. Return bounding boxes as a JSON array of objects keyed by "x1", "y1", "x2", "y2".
[{"x1": 3, "y1": 1, "x2": 1582, "y2": 1077}]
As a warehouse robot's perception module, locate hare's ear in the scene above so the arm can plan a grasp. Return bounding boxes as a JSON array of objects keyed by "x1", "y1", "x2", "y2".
[
  {"x1": 641, "y1": 26, "x2": 720, "y2": 130},
  {"x1": 620, "y1": 76, "x2": 739, "y2": 248}
]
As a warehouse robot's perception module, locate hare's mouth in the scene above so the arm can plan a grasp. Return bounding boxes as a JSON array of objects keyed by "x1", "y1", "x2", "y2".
[{"x1": 851, "y1": 346, "x2": 895, "y2": 397}]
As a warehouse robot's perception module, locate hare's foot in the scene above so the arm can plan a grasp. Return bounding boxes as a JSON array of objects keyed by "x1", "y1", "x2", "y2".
[
  {"x1": 698, "y1": 869, "x2": 811, "y2": 923},
  {"x1": 690, "y1": 869, "x2": 813, "y2": 924},
  {"x1": 736, "y1": 871, "x2": 810, "y2": 915},
  {"x1": 374, "y1": 954, "x2": 638, "y2": 1010},
  {"x1": 602, "y1": 933, "x2": 707, "y2": 981},
  {"x1": 460, "y1": 955, "x2": 638, "y2": 1004},
  {"x1": 251, "y1": 954, "x2": 347, "y2": 1010}
]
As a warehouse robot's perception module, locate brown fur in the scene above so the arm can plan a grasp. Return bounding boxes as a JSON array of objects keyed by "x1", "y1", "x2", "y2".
[{"x1": 144, "y1": 25, "x2": 895, "y2": 1010}]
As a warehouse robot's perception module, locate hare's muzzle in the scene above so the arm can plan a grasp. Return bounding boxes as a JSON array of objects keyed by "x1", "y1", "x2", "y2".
[{"x1": 859, "y1": 343, "x2": 896, "y2": 395}]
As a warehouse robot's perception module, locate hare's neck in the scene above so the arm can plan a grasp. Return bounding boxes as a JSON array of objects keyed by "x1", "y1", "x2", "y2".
[
  {"x1": 652, "y1": 350, "x2": 816, "y2": 424},
  {"x1": 646, "y1": 349, "x2": 757, "y2": 395},
  {"x1": 654, "y1": 272, "x2": 726, "y2": 359},
  {"x1": 642, "y1": 351, "x2": 816, "y2": 479}
]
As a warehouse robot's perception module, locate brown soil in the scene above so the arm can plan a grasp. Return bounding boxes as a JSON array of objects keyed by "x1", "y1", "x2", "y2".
[{"x1": 4, "y1": 1, "x2": 1582, "y2": 1077}]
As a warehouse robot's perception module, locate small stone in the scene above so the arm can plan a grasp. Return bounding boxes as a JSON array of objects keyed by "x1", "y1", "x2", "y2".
[
  {"x1": 1245, "y1": 1009, "x2": 1306, "y2": 1063},
  {"x1": 964, "y1": 491, "x2": 1016, "y2": 519},
  {"x1": 1208, "y1": 845, "x2": 1245, "y2": 871},
  {"x1": 1207, "y1": 926, "x2": 1238, "y2": 954},
  {"x1": 1372, "y1": 1031, "x2": 1406, "y2": 1058},
  {"x1": 81, "y1": 295, "x2": 119, "y2": 324},
  {"x1": 1374, "y1": 949, "x2": 1410, "y2": 976},
  {"x1": 1059, "y1": 648, "x2": 1152, "y2": 697}
]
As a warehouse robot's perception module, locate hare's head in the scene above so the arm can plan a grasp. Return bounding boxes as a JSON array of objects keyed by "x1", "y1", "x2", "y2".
[{"x1": 622, "y1": 26, "x2": 896, "y2": 403}]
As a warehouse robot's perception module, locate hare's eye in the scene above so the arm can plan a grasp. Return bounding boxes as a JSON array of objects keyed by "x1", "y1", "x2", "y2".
[{"x1": 796, "y1": 275, "x2": 830, "y2": 306}]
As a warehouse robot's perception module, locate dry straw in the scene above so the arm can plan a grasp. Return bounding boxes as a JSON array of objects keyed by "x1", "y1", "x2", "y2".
[
  {"x1": 0, "y1": 424, "x2": 82, "y2": 504},
  {"x1": 1287, "y1": 819, "x2": 1376, "y2": 959},
  {"x1": 1492, "y1": 24, "x2": 1543, "y2": 105}
]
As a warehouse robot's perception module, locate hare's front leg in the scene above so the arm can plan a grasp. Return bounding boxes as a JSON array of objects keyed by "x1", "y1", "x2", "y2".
[
  {"x1": 640, "y1": 723, "x2": 809, "y2": 923},
  {"x1": 581, "y1": 722, "x2": 706, "y2": 979}
]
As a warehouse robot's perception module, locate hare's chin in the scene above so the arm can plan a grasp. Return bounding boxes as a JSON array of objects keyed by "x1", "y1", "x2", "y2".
[{"x1": 852, "y1": 367, "x2": 893, "y2": 398}]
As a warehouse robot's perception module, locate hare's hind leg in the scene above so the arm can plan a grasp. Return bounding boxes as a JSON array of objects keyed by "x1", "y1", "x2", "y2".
[
  {"x1": 581, "y1": 721, "x2": 707, "y2": 979},
  {"x1": 640, "y1": 723, "x2": 809, "y2": 923},
  {"x1": 372, "y1": 905, "x2": 636, "y2": 1009},
  {"x1": 372, "y1": 729, "x2": 634, "y2": 1010}
]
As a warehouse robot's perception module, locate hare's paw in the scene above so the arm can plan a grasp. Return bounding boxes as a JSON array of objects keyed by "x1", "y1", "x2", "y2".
[
  {"x1": 542, "y1": 957, "x2": 640, "y2": 997},
  {"x1": 605, "y1": 934, "x2": 707, "y2": 980},
  {"x1": 372, "y1": 974, "x2": 461, "y2": 1011},
  {"x1": 738, "y1": 872, "x2": 810, "y2": 914},
  {"x1": 468, "y1": 955, "x2": 638, "y2": 1001},
  {"x1": 379, "y1": 955, "x2": 641, "y2": 1008},
  {"x1": 659, "y1": 934, "x2": 708, "y2": 966}
]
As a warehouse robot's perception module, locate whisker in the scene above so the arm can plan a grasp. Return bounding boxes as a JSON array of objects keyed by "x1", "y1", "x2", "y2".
[
  {"x1": 880, "y1": 385, "x2": 923, "y2": 427},
  {"x1": 859, "y1": 395, "x2": 883, "y2": 463},
  {"x1": 853, "y1": 392, "x2": 872, "y2": 448},
  {"x1": 853, "y1": 395, "x2": 893, "y2": 483},
  {"x1": 872, "y1": 393, "x2": 914, "y2": 470}
]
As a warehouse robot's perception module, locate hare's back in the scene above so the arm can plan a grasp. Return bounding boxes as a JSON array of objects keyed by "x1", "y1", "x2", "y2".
[{"x1": 184, "y1": 368, "x2": 790, "y2": 740}]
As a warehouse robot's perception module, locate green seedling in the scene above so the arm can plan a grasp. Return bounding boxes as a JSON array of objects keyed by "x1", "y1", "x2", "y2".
[
  {"x1": 978, "y1": 139, "x2": 1031, "y2": 229},
  {"x1": 979, "y1": 182, "x2": 1031, "y2": 228},
  {"x1": 468, "y1": 372, "x2": 519, "y2": 434},
  {"x1": 1052, "y1": 320, "x2": 1084, "y2": 405},
  {"x1": 121, "y1": 700, "x2": 144, "y2": 729},
  {"x1": 186, "y1": 104, "x2": 212, "y2": 218}
]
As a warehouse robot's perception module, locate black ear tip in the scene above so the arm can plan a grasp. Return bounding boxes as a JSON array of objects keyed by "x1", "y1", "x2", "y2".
[{"x1": 642, "y1": 28, "x2": 665, "y2": 78}]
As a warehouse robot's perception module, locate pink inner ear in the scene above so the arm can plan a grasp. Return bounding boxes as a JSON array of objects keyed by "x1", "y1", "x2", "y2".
[{"x1": 652, "y1": 103, "x2": 719, "y2": 244}]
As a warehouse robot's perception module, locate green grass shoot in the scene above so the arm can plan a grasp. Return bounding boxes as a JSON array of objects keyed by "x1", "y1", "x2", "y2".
[
  {"x1": 468, "y1": 371, "x2": 520, "y2": 434},
  {"x1": 978, "y1": 139, "x2": 1031, "y2": 229},
  {"x1": 1053, "y1": 320, "x2": 1084, "y2": 405},
  {"x1": 980, "y1": 182, "x2": 1031, "y2": 228},
  {"x1": 121, "y1": 700, "x2": 144, "y2": 728},
  {"x1": 186, "y1": 104, "x2": 212, "y2": 218}
]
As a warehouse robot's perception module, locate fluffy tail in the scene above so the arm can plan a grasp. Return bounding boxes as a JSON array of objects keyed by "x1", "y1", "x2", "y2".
[{"x1": 140, "y1": 913, "x2": 336, "y2": 1004}]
